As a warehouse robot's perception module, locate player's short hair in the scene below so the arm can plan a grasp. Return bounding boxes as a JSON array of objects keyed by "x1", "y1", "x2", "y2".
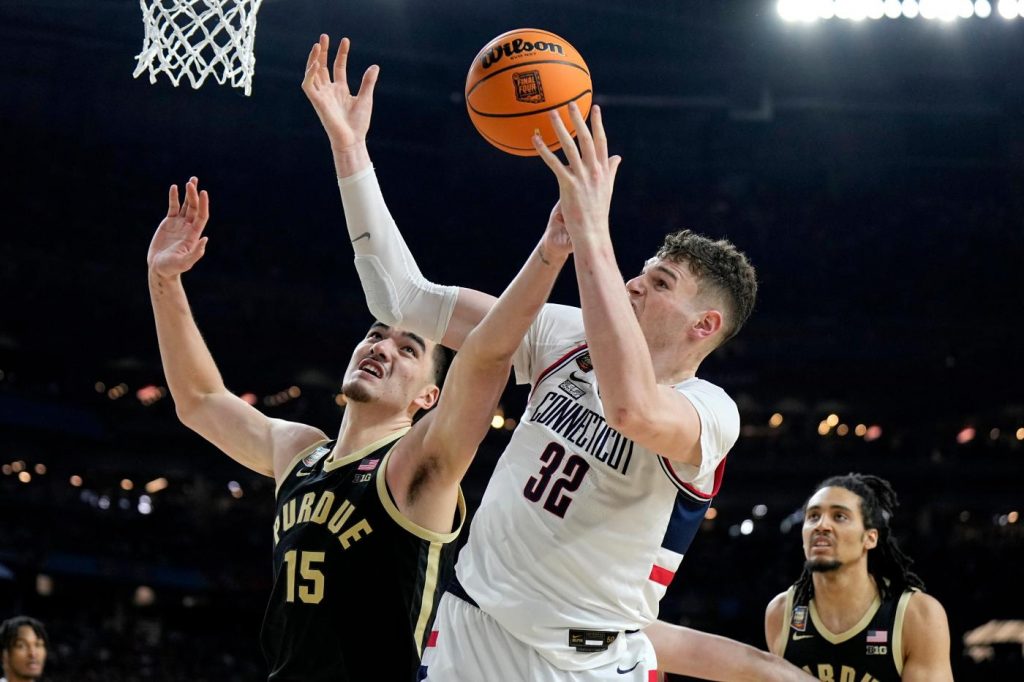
[
  {"x1": 0, "y1": 615, "x2": 47, "y2": 651},
  {"x1": 430, "y1": 344, "x2": 455, "y2": 391},
  {"x1": 656, "y1": 230, "x2": 757, "y2": 343}
]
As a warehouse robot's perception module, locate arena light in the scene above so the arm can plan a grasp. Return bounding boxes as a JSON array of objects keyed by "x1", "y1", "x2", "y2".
[
  {"x1": 957, "y1": 426, "x2": 976, "y2": 444},
  {"x1": 769, "y1": 412, "x2": 784, "y2": 428},
  {"x1": 491, "y1": 414, "x2": 505, "y2": 429},
  {"x1": 885, "y1": 0, "x2": 904, "y2": 15},
  {"x1": 145, "y1": 477, "x2": 168, "y2": 493},
  {"x1": 740, "y1": 519, "x2": 755, "y2": 535},
  {"x1": 976, "y1": 0, "x2": 992, "y2": 17},
  {"x1": 903, "y1": 0, "x2": 921, "y2": 17},
  {"x1": 778, "y1": 0, "x2": 819, "y2": 21},
  {"x1": 998, "y1": 0, "x2": 1018, "y2": 18}
]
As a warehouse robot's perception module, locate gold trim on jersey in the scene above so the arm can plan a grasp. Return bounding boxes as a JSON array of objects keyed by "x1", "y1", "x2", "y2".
[
  {"x1": 413, "y1": 541, "x2": 444, "y2": 655},
  {"x1": 375, "y1": 448, "x2": 467, "y2": 544},
  {"x1": 323, "y1": 427, "x2": 411, "y2": 472},
  {"x1": 809, "y1": 593, "x2": 882, "y2": 644},
  {"x1": 275, "y1": 439, "x2": 332, "y2": 495},
  {"x1": 777, "y1": 586, "x2": 796, "y2": 656},
  {"x1": 893, "y1": 588, "x2": 916, "y2": 675}
]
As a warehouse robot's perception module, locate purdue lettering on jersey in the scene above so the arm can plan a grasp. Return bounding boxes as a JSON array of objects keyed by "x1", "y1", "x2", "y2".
[
  {"x1": 779, "y1": 586, "x2": 914, "y2": 682},
  {"x1": 261, "y1": 431, "x2": 465, "y2": 682}
]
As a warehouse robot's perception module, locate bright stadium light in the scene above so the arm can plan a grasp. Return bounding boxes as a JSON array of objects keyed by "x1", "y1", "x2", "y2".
[
  {"x1": 818, "y1": 0, "x2": 837, "y2": 18},
  {"x1": 998, "y1": 0, "x2": 1019, "y2": 18},
  {"x1": 885, "y1": 0, "x2": 904, "y2": 15},
  {"x1": 959, "y1": 0, "x2": 977, "y2": 16},
  {"x1": 903, "y1": 0, "x2": 921, "y2": 17},
  {"x1": 920, "y1": 0, "x2": 939, "y2": 18},
  {"x1": 779, "y1": 0, "x2": 814, "y2": 21},
  {"x1": 976, "y1": 0, "x2": 992, "y2": 17}
]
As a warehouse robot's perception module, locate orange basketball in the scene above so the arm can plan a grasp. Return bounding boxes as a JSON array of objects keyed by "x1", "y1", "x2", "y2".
[{"x1": 465, "y1": 29, "x2": 592, "y2": 157}]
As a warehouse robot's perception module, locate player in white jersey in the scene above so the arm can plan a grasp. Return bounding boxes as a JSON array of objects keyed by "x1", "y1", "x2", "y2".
[{"x1": 304, "y1": 34, "x2": 816, "y2": 682}]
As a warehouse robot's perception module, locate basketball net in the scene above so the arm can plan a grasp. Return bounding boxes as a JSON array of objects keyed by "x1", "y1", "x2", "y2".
[{"x1": 133, "y1": 0, "x2": 264, "y2": 96}]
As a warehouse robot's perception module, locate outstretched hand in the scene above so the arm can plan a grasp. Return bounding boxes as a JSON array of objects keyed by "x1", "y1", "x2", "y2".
[
  {"x1": 533, "y1": 103, "x2": 622, "y2": 244},
  {"x1": 147, "y1": 177, "x2": 210, "y2": 278},
  {"x1": 301, "y1": 34, "x2": 379, "y2": 152}
]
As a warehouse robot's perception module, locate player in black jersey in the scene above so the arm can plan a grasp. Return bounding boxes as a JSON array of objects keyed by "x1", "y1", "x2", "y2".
[
  {"x1": 147, "y1": 173, "x2": 574, "y2": 680},
  {"x1": 765, "y1": 474, "x2": 953, "y2": 682}
]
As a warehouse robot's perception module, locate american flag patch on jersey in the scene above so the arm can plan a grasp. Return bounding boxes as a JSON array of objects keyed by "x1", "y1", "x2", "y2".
[
  {"x1": 866, "y1": 629, "x2": 888, "y2": 643},
  {"x1": 357, "y1": 458, "x2": 380, "y2": 472}
]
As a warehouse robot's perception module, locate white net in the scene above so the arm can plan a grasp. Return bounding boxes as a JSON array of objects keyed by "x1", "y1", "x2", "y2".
[{"x1": 133, "y1": 0, "x2": 264, "y2": 96}]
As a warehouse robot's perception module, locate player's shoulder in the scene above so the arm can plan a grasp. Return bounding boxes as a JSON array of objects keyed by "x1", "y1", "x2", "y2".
[
  {"x1": 765, "y1": 589, "x2": 790, "y2": 618},
  {"x1": 903, "y1": 590, "x2": 949, "y2": 632}
]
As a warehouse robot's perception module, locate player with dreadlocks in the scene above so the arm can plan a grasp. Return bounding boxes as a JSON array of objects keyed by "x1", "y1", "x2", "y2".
[{"x1": 764, "y1": 473, "x2": 953, "y2": 681}]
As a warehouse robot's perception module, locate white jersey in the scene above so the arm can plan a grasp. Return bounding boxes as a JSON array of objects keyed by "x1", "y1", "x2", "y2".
[{"x1": 455, "y1": 304, "x2": 740, "y2": 670}]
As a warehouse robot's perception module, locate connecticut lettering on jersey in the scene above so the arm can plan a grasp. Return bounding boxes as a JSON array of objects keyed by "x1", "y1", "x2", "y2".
[
  {"x1": 529, "y1": 390, "x2": 635, "y2": 474},
  {"x1": 272, "y1": 490, "x2": 372, "y2": 550}
]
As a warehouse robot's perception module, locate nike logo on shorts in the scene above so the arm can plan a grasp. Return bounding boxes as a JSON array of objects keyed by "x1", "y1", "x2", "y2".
[
  {"x1": 296, "y1": 471, "x2": 312, "y2": 477},
  {"x1": 569, "y1": 370, "x2": 591, "y2": 384},
  {"x1": 616, "y1": 661, "x2": 640, "y2": 674},
  {"x1": 792, "y1": 633, "x2": 814, "y2": 640},
  {"x1": 351, "y1": 232, "x2": 370, "y2": 243}
]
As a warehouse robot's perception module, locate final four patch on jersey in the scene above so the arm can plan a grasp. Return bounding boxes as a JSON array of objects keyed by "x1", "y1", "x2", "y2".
[
  {"x1": 575, "y1": 352, "x2": 593, "y2": 373},
  {"x1": 791, "y1": 605, "x2": 808, "y2": 632},
  {"x1": 303, "y1": 445, "x2": 330, "y2": 468}
]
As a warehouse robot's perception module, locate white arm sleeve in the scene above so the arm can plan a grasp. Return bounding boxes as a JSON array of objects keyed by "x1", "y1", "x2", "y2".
[{"x1": 337, "y1": 166, "x2": 458, "y2": 343}]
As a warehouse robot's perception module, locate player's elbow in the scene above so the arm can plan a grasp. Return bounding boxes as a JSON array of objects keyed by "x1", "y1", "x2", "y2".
[{"x1": 605, "y1": 403, "x2": 650, "y2": 437}]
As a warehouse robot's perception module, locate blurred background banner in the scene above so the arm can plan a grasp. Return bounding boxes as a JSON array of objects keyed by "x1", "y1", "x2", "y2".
[{"x1": 0, "y1": 1, "x2": 1021, "y2": 679}]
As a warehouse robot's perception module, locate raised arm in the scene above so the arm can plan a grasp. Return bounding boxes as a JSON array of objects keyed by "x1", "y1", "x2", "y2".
[
  {"x1": 301, "y1": 34, "x2": 495, "y2": 349},
  {"x1": 534, "y1": 104, "x2": 703, "y2": 465},
  {"x1": 646, "y1": 620, "x2": 815, "y2": 682},
  {"x1": 148, "y1": 178, "x2": 325, "y2": 480},
  {"x1": 390, "y1": 204, "x2": 573, "y2": 531},
  {"x1": 900, "y1": 593, "x2": 954, "y2": 682}
]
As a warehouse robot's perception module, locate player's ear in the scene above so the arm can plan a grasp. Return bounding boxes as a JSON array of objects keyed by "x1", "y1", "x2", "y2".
[
  {"x1": 864, "y1": 528, "x2": 879, "y2": 550},
  {"x1": 691, "y1": 309, "x2": 723, "y2": 340},
  {"x1": 414, "y1": 383, "x2": 440, "y2": 412}
]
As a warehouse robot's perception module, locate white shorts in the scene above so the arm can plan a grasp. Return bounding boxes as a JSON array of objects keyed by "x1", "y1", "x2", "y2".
[{"x1": 420, "y1": 592, "x2": 658, "y2": 682}]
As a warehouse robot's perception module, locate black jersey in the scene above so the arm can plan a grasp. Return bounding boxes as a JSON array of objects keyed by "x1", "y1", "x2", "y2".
[
  {"x1": 777, "y1": 585, "x2": 916, "y2": 682},
  {"x1": 260, "y1": 430, "x2": 465, "y2": 682}
]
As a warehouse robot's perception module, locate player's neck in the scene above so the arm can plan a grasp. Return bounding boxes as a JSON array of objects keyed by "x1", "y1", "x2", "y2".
[
  {"x1": 649, "y1": 344, "x2": 702, "y2": 385},
  {"x1": 811, "y1": 565, "x2": 879, "y2": 632},
  {"x1": 331, "y1": 403, "x2": 412, "y2": 461}
]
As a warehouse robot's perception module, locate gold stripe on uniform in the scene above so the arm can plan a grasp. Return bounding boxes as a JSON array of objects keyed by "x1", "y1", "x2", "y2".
[
  {"x1": 778, "y1": 586, "x2": 795, "y2": 657},
  {"x1": 892, "y1": 588, "x2": 916, "y2": 675},
  {"x1": 275, "y1": 439, "x2": 332, "y2": 495},
  {"x1": 810, "y1": 593, "x2": 881, "y2": 644},
  {"x1": 413, "y1": 541, "x2": 443, "y2": 655}
]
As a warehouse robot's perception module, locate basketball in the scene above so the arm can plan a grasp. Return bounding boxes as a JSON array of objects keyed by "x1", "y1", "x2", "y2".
[{"x1": 465, "y1": 29, "x2": 592, "y2": 157}]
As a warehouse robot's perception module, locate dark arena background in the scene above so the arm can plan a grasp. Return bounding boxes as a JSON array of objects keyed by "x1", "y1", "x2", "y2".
[{"x1": 1, "y1": 1, "x2": 1022, "y2": 680}]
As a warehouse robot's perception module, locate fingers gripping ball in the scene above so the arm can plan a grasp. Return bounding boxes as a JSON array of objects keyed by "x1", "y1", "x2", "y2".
[{"x1": 466, "y1": 29, "x2": 592, "y2": 157}]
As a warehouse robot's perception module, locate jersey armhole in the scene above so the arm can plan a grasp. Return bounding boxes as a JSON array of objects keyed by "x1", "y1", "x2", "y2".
[
  {"x1": 893, "y1": 588, "x2": 916, "y2": 675},
  {"x1": 375, "y1": 448, "x2": 467, "y2": 544},
  {"x1": 776, "y1": 586, "x2": 796, "y2": 656}
]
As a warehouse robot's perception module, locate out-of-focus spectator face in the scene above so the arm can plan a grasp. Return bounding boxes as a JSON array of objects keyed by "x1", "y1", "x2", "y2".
[{"x1": 2, "y1": 625, "x2": 47, "y2": 680}]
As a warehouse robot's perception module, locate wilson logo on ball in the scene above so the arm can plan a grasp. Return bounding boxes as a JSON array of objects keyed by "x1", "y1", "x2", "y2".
[
  {"x1": 466, "y1": 29, "x2": 592, "y2": 157},
  {"x1": 480, "y1": 38, "x2": 566, "y2": 69}
]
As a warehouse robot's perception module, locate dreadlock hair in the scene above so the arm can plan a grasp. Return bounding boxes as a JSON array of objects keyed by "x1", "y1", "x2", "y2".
[{"x1": 793, "y1": 473, "x2": 925, "y2": 605}]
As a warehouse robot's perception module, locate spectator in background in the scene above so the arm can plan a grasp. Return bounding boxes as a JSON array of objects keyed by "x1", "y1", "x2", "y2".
[{"x1": 0, "y1": 616, "x2": 47, "y2": 682}]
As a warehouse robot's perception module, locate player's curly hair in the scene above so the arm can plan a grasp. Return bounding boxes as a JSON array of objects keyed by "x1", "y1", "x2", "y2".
[
  {"x1": 793, "y1": 473, "x2": 926, "y2": 605},
  {"x1": 656, "y1": 230, "x2": 757, "y2": 344}
]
